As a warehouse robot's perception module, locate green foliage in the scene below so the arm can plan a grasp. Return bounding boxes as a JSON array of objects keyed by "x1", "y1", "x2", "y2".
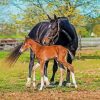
[
  {"x1": 77, "y1": 27, "x2": 89, "y2": 37},
  {"x1": 93, "y1": 24, "x2": 100, "y2": 36},
  {"x1": 0, "y1": 0, "x2": 99, "y2": 38}
]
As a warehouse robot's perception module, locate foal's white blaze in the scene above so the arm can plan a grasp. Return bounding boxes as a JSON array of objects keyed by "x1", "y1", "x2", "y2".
[
  {"x1": 44, "y1": 75, "x2": 50, "y2": 86},
  {"x1": 71, "y1": 72, "x2": 77, "y2": 88}
]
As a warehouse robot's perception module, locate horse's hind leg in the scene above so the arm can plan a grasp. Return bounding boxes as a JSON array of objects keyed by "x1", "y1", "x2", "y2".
[
  {"x1": 66, "y1": 53, "x2": 72, "y2": 86},
  {"x1": 26, "y1": 49, "x2": 35, "y2": 87},
  {"x1": 50, "y1": 59, "x2": 58, "y2": 84},
  {"x1": 44, "y1": 61, "x2": 50, "y2": 86}
]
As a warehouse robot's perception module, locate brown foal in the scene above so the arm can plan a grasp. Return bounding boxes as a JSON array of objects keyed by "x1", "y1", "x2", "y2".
[{"x1": 20, "y1": 37, "x2": 77, "y2": 90}]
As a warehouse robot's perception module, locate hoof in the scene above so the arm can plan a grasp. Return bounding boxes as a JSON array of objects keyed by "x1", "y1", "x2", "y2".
[
  {"x1": 50, "y1": 81, "x2": 55, "y2": 85},
  {"x1": 26, "y1": 78, "x2": 31, "y2": 88},
  {"x1": 39, "y1": 87, "x2": 44, "y2": 91},
  {"x1": 66, "y1": 83, "x2": 71, "y2": 87},
  {"x1": 59, "y1": 83, "x2": 62, "y2": 87},
  {"x1": 75, "y1": 85, "x2": 78, "y2": 88},
  {"x1": 33, "y1": 82, "x2": 36, "y2": 88},
  {"x1": 46, "y1": 84, "x2": 55, "y2": 88},
  {"x1": 26, "y1": 82, "x2": 31, "y2": 88}
]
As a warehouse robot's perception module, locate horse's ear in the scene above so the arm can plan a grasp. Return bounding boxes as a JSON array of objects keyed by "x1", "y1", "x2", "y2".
[
  {"x1": 54, "y1": 14, "x2": 57, "y2": 20},
  {"x1": 47, "y1": 14, "x2": 52, "y2": 21}
]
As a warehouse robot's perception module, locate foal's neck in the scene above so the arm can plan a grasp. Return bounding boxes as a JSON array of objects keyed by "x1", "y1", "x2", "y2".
[{"x1": 30, "y1": 40, "x2": 41, "y2": 54}]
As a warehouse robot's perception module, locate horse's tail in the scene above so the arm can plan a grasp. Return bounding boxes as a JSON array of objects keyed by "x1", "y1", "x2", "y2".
[{"x1": 6, "y1": 43, "x2": 23, "y2": 67}]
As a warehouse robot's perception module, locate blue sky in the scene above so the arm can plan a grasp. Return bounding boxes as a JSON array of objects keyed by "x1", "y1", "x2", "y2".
[
  {"x1": 0, "y1": 0, "x2": 27, "y2": 23},
  {"x1": 0, "y1": 0, "x2": 100, "y2": 23}
]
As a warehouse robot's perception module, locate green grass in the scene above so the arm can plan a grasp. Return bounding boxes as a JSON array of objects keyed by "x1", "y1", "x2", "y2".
[
  {"x1": 0, "y1": 51, "x2": 100, "y2": 92},
  {"x1": 0, "y1": 33, "x2": 25, "y2": 39}
]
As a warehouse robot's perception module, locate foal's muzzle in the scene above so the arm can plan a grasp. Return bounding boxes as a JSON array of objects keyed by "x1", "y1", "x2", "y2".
[{"x1": 19, "y1": 48, "x2": 24, "y2": 53}]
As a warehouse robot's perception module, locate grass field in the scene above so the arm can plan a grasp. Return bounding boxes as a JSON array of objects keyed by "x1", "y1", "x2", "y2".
[{"x1": 0, "y1": 50, "x2": 100, "y2": 99}]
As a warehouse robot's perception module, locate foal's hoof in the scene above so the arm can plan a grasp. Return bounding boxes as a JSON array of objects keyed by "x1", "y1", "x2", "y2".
[
  {"x1": 59, "y1": 83, "x2": 63, "y2": 87},
  {"x1": 25, "y1": 78, "x2": 31, "y2": 88},
  {"x1": 66, "y1": 83, "x2": 71, "y2": 87},
  {"x1": 39, "y1": 86, "x2": 44, "y2": 91},
  {"x1": 46, "y1": 84, "x2": 55, "y2": 88},
  {"x1": 71, "y1": 84, "x2": 78, "y2": 88},
  {"x1": 26, "y1": 82, "x2": 31, "y2": 88},
  {"x1": 75, "y1": 85, "x2": 78, "y2": 88}
]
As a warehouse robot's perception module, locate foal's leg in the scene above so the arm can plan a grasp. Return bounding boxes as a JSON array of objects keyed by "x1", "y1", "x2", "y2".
[
  {"x1": 50, "y1": 59, "x2": 58, "y2": 84},
  {"x1": 59, "y1": 68, "x2": 64, "y2": 86},
  {"x1": 71, "y1": 71, "x2": 77, "y2": 88},
  {"x1": 66, "y1": 51, "x2": 76, "y2": 86},
  {"x1": 26, "y1": 49, "x2": 35, "y2": 87},
  {"x1": 32, "y1": 63, "x2": 40, "y2": 88},
  {"x1": 60, "y1": 60, "x2": 77, "y2": 88},
  {"x1": 39, "y1": 61, "x2": 45, "y2": 90}
]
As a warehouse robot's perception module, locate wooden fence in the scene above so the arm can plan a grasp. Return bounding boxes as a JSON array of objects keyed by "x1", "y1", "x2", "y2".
[
  {"x1": 0, "y1": 37, "x2": 100, "y2": 51},
  {"x1": 78, "y1": 37, "x2": 100, "y2": 50},
  {"x1": 0, "y1": 39, "x2": 22, "y2": 51}
]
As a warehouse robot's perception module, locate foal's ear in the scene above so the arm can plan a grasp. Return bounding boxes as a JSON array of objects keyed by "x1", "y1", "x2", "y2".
[
  {"x1": 25, "y1": 36, "x2": 30, "y2": 40},
  {"x1": 54, "y1": 14, "x2": 57, "y2": 20},
  {"x1": 47, "y1": 14, "x2": 52, "y2": 21}
]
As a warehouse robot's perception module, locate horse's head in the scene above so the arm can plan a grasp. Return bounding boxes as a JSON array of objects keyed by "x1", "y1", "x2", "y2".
[
  {"x1": 20, "y1": 36, "x2": 31, "y2": 53},
  {"x1": 42, "y1": 14, "x2": 60, "y2": 45}
]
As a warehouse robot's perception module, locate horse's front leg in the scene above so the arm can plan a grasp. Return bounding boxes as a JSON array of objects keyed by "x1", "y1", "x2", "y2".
[
  {"x1": 44, "y1": 61, "x2": 50, "y2": 86},
  {"x1": 50, "y1": 59, "x2": 58, "y2": 84},
  {"x1": 26, "y1": 49, "x2": 35, "y2": 87}
]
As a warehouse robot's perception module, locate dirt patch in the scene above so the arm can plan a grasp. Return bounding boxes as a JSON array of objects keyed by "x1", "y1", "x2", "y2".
[{"x1": 0, "y1": 90, "x2": 100, "y2": 100}]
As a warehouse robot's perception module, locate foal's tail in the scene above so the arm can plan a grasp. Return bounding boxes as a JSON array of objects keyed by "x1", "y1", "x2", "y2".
[{"x1": 5, "y1": 43, "x2": 23, "y2": 67}]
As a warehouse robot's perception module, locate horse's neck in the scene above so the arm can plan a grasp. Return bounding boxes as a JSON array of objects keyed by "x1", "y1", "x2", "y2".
[{"x1": 30, "y1": 41, "x2": 41, "y2": 54}]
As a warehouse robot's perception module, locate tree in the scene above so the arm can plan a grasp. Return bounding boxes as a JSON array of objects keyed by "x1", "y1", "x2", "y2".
[{"x1": 0, "y1": 0, "x2": 99, "y2": 37}]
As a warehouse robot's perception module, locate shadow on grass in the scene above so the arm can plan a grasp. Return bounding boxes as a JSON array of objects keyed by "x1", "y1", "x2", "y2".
[{"x1": 76, "y1": 55, "x2": 100, "y2": 60}]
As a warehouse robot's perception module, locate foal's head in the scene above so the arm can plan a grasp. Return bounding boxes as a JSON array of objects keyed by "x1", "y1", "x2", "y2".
[
  {"x1": 43, "y1": 14, "x2": 60, "y2": 45},
  {"x1": 20, "y1": 36, "x2": 32, "y2": 53}
]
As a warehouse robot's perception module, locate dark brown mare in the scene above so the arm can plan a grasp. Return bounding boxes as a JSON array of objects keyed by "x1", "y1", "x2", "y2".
[
  {"x1": 6, "y1": 15, "x2": 78, "y2": 87},
  {"x1": 19, "y1": 37, "x2": 77, "y2": 90}
]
